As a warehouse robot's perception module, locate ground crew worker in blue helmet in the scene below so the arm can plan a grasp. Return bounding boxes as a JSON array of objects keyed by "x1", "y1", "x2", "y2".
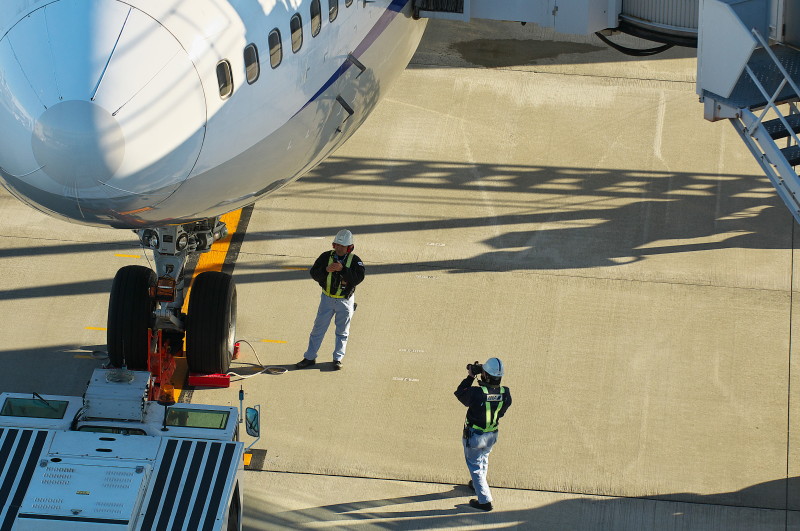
[
  {"x1": 295, "y1": 229, "x2": 365, "y2": 371},
  {"x1": 454, "y1": 357, "x2": 512, "y2": 511}
]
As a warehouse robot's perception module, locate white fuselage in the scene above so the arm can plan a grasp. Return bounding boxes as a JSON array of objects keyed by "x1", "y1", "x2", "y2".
[{"x1": 0, "y1": 0, "x2": 426, "y2": 228}]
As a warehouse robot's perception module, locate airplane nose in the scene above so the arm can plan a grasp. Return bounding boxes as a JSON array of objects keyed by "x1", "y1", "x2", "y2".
[
  {"x1": 0, "y1": 0, "x2": 206, "y2": 227},
  {"x1": 32, "y1": 100, "x2": 125, "y2": 188}
]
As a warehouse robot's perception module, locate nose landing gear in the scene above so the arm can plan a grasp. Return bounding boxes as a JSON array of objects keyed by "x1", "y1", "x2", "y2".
[{"x1": 106, "y1": 217, "x2": 236, "y2": 375}]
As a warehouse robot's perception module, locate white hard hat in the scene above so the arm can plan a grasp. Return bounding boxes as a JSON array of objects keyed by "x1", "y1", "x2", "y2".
[
  {"x1": 483, "y1": 357, "x2": 504, "y2": 378},
  {"x1": 333, "y1": 229, "x2": 353, "y2": 246}
]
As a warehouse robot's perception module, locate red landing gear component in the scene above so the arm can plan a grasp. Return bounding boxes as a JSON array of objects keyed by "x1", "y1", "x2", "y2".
[
  {"x1": 187, "y1": 372, "x2": 231, "y2": 388},
  {"x1": 232, "y1": 341, "x2": 241, "y2": 360},
  {"x1": 147, "y1": 328, "x2": 177, "y2": 401},
  {"x1": 186, "y1": 341, "x2": 234, "y2": 388}
]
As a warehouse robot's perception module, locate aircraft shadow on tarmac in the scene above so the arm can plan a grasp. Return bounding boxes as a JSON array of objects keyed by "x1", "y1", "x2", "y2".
[
  {"x1": 0, "y1": 159, "x2": 790, "y2": 302},
  {"x1": 242, "y1": 477, "x2": 800, "y2": 530},
  {"x1": 240, "y1": 157, "x2": 791, "y2": 271}
]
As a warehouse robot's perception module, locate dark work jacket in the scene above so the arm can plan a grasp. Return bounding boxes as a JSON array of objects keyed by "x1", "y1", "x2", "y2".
[
  {"x1": 455, "y1": 376, "x2": 512, "y2": 432},
  {"x1": 310, "y1": 251, "x2": 365, "y2": 299}
]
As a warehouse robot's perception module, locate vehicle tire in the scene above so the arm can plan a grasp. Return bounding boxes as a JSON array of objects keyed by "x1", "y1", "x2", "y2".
[
  {"x1": 107, "y1": 265, "x2": 156, "y2": 370},
  {"x1": 186, "y1": 272, "x2": 237, "y2": 374}
]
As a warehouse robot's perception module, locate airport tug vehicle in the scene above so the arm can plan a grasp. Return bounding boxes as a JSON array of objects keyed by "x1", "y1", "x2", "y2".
[{"x1": 0, "y1": 366, "x2": 260, "y2": 530}]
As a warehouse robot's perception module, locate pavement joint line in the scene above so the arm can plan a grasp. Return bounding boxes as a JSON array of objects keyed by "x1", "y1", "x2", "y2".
[
  {"x1": 295, "y1": 257, "x2": 800, "y2": 294},
  {"x1": 249, "y1": 470, "x2": 800, "y2": 513},
  {"x1": 410, "y1": 61, "x2": 697, "y2": 86},
  {"x1": 785, "y1": 221, "x2": 795, "y2": 520}
]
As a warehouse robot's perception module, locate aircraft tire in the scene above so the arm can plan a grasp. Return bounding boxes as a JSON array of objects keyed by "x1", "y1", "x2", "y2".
[
  {"x1": 107, "y1": 265, "x2": 156, "y2": 370},
  {"x1": 186, "y1": 271, "x2": 237, "y2": 374}
]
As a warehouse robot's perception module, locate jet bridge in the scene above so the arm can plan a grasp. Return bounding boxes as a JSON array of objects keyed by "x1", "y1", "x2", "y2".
[{"x1": 412, "y1": 0, "x2": 699, "y2": 46}]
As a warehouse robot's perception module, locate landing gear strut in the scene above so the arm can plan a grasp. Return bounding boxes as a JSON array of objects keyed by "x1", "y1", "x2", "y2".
[{"x1": 106, "y1": 217, "x2": 236, "y2": 374}]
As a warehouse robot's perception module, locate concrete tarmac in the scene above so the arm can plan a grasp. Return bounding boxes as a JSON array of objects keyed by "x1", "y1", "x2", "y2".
[{"x1": 0, "y1": 18, "x2": 798, "y2": 530}]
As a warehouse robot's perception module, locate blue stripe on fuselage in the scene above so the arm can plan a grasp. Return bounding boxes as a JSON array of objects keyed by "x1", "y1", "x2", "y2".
[{"x1": 294, "y1": 0, "x2": 410, "y2": 116}]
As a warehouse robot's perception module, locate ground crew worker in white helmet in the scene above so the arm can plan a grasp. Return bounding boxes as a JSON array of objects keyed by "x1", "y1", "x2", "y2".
[
  {"x1": 295, "y1": 229, "x2": 365, "y2": 371},
  {"x1": 454, "y1": 357, "x2": 512, "y2": 511}
]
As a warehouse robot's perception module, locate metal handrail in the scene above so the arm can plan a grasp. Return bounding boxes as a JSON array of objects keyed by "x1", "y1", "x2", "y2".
[{"x1": 743, "y1": 30, "x2": 800, "y2": 151}]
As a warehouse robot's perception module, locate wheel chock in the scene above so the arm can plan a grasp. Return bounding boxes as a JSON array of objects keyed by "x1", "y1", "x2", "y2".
[{"x1": 188, "y1": 372, "x2": 231, "y2": 388}]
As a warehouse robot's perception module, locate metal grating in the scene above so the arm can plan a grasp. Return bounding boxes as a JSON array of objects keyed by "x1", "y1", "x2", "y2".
[{"x1": 705, "y1": 45, "x2": 800, "y2": 109}]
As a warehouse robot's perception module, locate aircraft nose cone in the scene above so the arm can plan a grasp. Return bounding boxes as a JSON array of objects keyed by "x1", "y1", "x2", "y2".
[
  {"x1": 0, "y1": 0, "x2": 206, "y2": 227},
  {"x1": 31, "y1": 100, "x2": 125, "y2": 188}
]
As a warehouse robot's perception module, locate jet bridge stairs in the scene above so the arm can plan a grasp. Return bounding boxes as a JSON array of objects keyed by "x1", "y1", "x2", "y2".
[{"x1": 699, "y1": 2, "x2": 800, "y2": 223}]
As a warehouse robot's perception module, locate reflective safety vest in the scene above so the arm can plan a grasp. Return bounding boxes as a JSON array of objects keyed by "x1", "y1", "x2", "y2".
[
  {"x1": 467, "y1": 386, "x2": 506, "y2": 433},
  {"x1": 324, "y1": 252, "x2": 354, "y2": 298}
]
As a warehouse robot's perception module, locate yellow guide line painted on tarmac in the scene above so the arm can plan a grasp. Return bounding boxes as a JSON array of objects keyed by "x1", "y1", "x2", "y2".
[
  {"x1": 181, "y1": 209, "x2": 243, "y2": 314},
  {"x1": 85, "y1": 326, "x2": 106, "y2": 331},
  {"x1": 282, "y1": 266, "x2": 308, "y2": 270},
  {"x1": 115, "y1": 254, "x2": 141, "y2": 258},
  {"x1": 261, "y1": 339, "x2": 287, "y2": 344},
  {"x1": 173, "y1": 209, "x2": 243, "y2": 401}
]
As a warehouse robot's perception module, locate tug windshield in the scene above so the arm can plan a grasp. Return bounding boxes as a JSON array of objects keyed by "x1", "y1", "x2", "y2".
[
  {"x1": 1, "y1": 397, "x2": 69, "y2": 419},
  {"x1": 165, "y1": 408, "x2": 229, "y2": 429}
]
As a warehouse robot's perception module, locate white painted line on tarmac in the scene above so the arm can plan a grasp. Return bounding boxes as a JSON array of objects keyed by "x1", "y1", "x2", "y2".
[{"x1": 265, "y1": 233, "x2": 324, "y2": 239}]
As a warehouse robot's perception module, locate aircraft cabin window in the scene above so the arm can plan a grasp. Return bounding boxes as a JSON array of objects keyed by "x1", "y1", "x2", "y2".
[
  {"x1": 311, "y1": 0, "x2": 321, "y2": 37},
  {"x1": 329, "y1": 0, "x2": 338, "y2": 22},
  {"x1": 345, "y1": 0, "x2": 352, "y2": 6},
  {"x1": 268, "y1": 29, "x2": 283, "y2": 68},
  {"x1": 216, "y1": 60, "x2": 233, "y2": 99},
  {"x1": 290, "y1": 14, "x2": 303, "y2": 53},
  {"x1": 244, "y1": 44, "x2": 260, "y2": 84}
]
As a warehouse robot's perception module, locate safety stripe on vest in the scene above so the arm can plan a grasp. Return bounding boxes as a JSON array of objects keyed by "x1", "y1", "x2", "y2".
[
  {"x1": 470, "y1": 386, "x2": 505, "y2": 432},
  {"x1": 325, "y1": 252, "x2": 354, "y2": 298}
]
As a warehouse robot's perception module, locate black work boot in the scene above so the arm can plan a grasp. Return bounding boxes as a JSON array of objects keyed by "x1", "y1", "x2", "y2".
[
  {"x1": 469, "y1": 499, "x2": 493, "y2": 511},
  {"x1": 295, "y1": 358, "x2": 315, "y2": 369}
]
